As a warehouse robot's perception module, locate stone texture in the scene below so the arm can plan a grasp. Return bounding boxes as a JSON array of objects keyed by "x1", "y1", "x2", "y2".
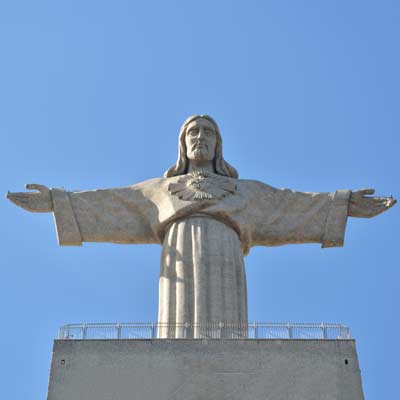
[{"x1": 47, "y1": 339, "x2": 365, "y2": 400}]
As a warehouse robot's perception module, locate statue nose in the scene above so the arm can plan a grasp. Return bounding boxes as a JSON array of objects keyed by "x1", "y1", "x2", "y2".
[{"x1": 197, "y1": 128, "x2": 206, "y2": 138}]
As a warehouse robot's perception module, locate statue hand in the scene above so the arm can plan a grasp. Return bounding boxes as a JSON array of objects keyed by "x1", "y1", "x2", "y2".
[
  {"x1": 348, "y1": 188, "x2": 396, "y2": 218},
  {"x1": 6, "y1": 184, "x2": 53, "y2": 212}
]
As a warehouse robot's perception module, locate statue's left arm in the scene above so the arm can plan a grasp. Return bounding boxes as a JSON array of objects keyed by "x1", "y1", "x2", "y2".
[{"x1": 246, "y1": 183, "x2": 395, "y2": 249}]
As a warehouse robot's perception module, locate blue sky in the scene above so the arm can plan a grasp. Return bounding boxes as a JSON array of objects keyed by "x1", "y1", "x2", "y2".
[{"x1": 1, "y1": 1, "x2": 399, "y2": 399}]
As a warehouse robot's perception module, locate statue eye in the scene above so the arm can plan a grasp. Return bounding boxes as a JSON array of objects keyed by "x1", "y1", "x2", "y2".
[
  {"x1": 205, "y1": 129, "x2": 213, "y2": 135},
  {"x1": 188, "y1": 129, "x2": 199, "y2": 136}
]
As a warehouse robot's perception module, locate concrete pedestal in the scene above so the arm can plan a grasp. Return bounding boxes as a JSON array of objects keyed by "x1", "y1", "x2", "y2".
[{"x1": 47, "y1": 339, "x2": 364, "y2": 400}]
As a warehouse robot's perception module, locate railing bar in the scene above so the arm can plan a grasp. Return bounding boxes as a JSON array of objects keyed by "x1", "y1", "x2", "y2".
[{"x1": 57, "y1": 322, "x2": 350, "y2": 340}]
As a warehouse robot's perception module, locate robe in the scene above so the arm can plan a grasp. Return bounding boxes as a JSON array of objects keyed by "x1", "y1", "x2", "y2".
[{"x1": 50, "y1": 175, "x2": 350, "y2": 337}]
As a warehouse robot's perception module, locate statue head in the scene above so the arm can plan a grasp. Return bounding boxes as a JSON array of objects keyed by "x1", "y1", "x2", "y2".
[{"x1": 164, "y1": 115, "x2": 238, "y2": 178}]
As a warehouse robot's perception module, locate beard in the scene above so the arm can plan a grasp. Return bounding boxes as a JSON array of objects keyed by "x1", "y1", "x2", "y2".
[{"x1": 190, "y1": 146, "x2": 212, "y2": 161}]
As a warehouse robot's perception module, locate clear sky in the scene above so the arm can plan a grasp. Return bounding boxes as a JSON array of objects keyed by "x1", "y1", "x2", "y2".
[{"x1": 1, "y1": 1, "x2": 399, "y2": 399}]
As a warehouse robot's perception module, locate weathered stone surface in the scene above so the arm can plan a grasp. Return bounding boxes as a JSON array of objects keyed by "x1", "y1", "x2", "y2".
[{"x1": 47, "y1": 339, "x2": 365, "y2": 400}]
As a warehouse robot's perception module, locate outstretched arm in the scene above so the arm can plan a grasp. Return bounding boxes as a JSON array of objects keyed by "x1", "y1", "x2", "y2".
[
  {"x1": 348, "y1": 188, "x2": 396, "y2": 218},
  {"x1": 7, "y1": 182, "x2": 161, "y2": 246},
  {"x1": 246, "y1": 181, "x2": 396, "y2": 250}
]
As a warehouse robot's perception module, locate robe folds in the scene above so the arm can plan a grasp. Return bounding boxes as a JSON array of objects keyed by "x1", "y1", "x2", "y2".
[{"x1": 51, "y1": 176, "x2": 351, "y2": 333}]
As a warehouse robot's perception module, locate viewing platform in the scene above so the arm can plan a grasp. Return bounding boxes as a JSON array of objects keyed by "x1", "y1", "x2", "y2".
[{"x1": 58, "y1": 322, "x2": 350, "y2": 340}]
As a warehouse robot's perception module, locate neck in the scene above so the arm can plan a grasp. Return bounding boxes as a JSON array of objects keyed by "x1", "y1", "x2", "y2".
[{"x1": 187, "y1": 160, "x2": 215, "y2": 174}]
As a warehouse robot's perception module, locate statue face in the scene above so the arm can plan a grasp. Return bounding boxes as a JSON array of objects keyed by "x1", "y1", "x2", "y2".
[{"x1": 185, "y1": 118, "x2": 217, "y2": 162}]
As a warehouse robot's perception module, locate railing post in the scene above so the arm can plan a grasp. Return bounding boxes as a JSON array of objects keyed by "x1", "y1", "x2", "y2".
[
  {"x1": 151, "y1": 322, "x2": 156, "y2": 339},
  {"x1": 321, "y1": 323, "x2": 327, "y2": 339},
  {"x1": 82, "y1": 323, "x2": 87, "y2": 339},
  {"x1": 218, "y1": 322, "x2": 224, "y2": 339},
  {"x1": 287, "y1": 323, "x2": 293, "y2": 339},
  {"x1": 346, "y1": 326, "x2": 350, "y2": 339},
  {"x1": 184, "y1": 322, "x2": 189, "y2": 339},
  {"x1": 116, "y1": 323, "x2": 121, "y2": 339},
  {"x1": 254, "y1": 322, "x2": 258, "y2": 339}
]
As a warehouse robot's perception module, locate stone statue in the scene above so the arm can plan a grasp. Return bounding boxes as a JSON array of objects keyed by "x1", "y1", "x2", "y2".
[{"x1": 7, "y1": 115, "x2": 396, "y2": 337}]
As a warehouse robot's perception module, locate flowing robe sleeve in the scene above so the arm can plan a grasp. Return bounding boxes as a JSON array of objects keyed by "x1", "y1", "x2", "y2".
[
  {"x1": 50, "y1": 181, "x2": 161, "y2": 246},
  {"x1": 242, "y1": 182, "x2": 351, "y2": 250}
]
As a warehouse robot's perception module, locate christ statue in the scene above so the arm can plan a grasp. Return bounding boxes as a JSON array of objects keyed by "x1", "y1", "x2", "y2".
[{"x1": 7, "y1": 115, "x2": 396, "y2": 337}]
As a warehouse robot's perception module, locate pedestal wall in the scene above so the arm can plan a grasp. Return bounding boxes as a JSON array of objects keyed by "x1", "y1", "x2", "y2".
[{"x1": 47, "y1": 339, "x2": 364, "y2": 400}]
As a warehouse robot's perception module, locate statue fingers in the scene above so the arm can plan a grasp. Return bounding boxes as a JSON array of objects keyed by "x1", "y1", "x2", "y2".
[
  {"x1": 359, "y1": 188, "x2": 375, "y2": 196},
  {"x1": 370, "y1": 197, "x2": 392, "y2": 204},
  {"x1": 350, "y1": 188, "x2": 375, "y2": 204},
  {"x1": 385, "y1": 197, "x2": 396, "y2": 208},
  {"x1": 368, "y1": 196, "x2": 396, "y2": 208},
  {"x1": 369, "y1": 201, "x2": 395, "y2": 216},
  {"x1": 7, "y1": 192, "x2": 30, "y2": 202},
  {"x1": 7, "y1": 193, "x2": 34, "y2": 209},
  {"x1": 25, "y1": 184, "x2": 37, "y2": 190},
  {"x1": 26, "y1": 183, "x2": 49, "y2": 193}
]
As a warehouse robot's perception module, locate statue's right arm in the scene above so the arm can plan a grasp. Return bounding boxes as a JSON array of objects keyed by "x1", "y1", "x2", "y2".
[
  {"x1": 7, "y1": 181, "x2": 161, "y2": 246},
  {"x1": 6, "y1": 184, "x2": 53, "y2": 213}
]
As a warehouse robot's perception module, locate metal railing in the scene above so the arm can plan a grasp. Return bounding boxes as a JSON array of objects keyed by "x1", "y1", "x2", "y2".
[{"x1": 58, "y1": 322, "x2": 350, "y2": 340}]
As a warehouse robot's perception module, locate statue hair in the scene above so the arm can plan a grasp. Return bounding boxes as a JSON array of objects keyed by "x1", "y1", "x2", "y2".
[{"x1": 164, "y1": 115, "x2": 239, "y2": 179}]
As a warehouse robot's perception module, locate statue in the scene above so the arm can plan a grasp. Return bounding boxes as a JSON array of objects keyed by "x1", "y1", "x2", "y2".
[{"x1": 7, "y1": 115, "x2": 396, "y2": 337}]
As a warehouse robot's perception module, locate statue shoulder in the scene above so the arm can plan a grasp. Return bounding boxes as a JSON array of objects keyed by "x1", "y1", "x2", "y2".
[
  {"x1": 130, "y1": 177, "x2": 167, "y2": 190},
  {"x1": 129, "y1": 178, "x2": 166, "y2": 189},
  {"x1": 236, "y1": 178, "x2": 277, "y2": 193}
]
